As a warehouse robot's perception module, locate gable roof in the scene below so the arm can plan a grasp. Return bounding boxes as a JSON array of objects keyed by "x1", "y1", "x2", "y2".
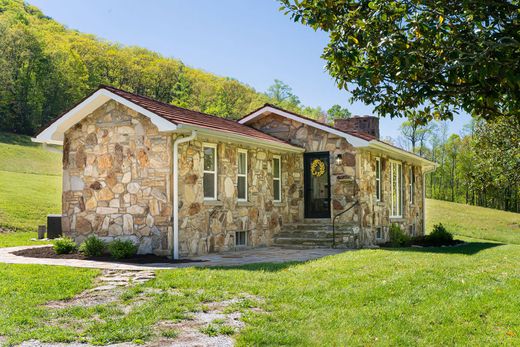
[
  {"x1": 34, "y1": 86, "x2": 303, "y2": 152},
  {"x1": 239, "y1": 103, "x2": 437, "y2": 169}
]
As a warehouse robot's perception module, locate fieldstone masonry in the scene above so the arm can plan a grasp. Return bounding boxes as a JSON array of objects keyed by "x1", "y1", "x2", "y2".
[
  {"x1": 62, "y1": 100, "x2": 172, "y2": 255},
  {"x1": 62, "y1": 102, "x2": 425, "y2": 256}
]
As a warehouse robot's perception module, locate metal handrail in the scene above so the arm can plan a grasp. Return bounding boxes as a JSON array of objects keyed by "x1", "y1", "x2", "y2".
[{"x1": 332, "y1": 200, "x2": 359, "y2": 248}]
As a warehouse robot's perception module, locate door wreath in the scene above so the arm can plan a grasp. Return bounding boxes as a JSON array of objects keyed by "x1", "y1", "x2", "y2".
[{"x1": 310, "y1": 159, "x2": 326, "y2": 177}]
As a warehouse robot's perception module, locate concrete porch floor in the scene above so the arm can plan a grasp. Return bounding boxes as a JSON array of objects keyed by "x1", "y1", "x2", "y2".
[{"x1": 0, "y1": 245, "x2": 348, "y2": 270}]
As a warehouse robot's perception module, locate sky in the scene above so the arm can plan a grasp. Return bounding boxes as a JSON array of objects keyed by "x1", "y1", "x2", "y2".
[{"x1": 28, "y1": 0, "x2": 471, "y2": 139}]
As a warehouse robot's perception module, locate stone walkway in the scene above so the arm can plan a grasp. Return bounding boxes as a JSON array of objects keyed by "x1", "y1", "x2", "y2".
[{"x1": 0, "y1": 245, "x2": 346, "y2": 270}]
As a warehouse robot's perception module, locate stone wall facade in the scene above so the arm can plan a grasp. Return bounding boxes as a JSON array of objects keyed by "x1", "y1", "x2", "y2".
[
  {"x1": 248, "y1": 113, "x2": 425, "y2": 246},
  {"x1": 62, "y1": 102, "x2": 425, "y2": 256},
  {"x1": 176, "y1": 138, "x2": 303, "y2": 256},
  {"x1": 62, "y1": 100, "x2": 172, "y2": 255}
]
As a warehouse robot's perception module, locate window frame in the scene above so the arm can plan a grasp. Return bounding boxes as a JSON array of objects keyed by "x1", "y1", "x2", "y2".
[
  {"x1": 235, "y1": 231, "x2": 247, "y2": 247},
  {"x1": 390, "y1": 160, "x2": 403, "y2": 218},
  {"x1": 272, "y1": 155, "x2": 282, "y2": 202},
  {"x1": 375, "y1": 226, "x2": 383, "y2": 240},
  {"x1": 237, "y1": 149, "x2": 248, "y2": 202},
  {"x1": 203, "y1": 143, "x2": 218, "y2": 201},
  {"x1": 375, "y1": 157, "x2": 382, "y2": 201}
]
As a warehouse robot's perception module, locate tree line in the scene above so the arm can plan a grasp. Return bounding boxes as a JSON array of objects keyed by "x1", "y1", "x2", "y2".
[
  {"x1": 0, "y1": 0, "x2": 350, "y2": 136},
  {"x1": 397, "y1": 116, "x2": 519, "y2": 213}
]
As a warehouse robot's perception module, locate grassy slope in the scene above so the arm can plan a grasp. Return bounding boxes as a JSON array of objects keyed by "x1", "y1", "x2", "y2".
[
  {"x1": 427, "y1": 198, "x2": 520, "y2": 244},
  {"x1": 0, "y1": 132, "x2": 61, "y2": 236}
]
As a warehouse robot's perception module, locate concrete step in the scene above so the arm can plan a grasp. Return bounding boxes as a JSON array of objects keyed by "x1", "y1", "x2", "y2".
[
  {"x1": 273, "y1": 237, "x2": 333, "y2": 247},
  {"x1": 276, "y1": 231, "x2": 356, "y2": 239}
]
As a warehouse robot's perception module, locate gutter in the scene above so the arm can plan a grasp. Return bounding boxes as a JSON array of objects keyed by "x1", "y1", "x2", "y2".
[
  {"x1": 176, "y1": 124, "x2": 304, "y2": 153},
  {"x1": 172, "y1": 130, "x2": 197, "y2": 259}
]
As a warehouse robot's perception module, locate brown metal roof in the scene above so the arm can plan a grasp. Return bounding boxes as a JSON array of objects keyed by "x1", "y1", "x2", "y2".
[{"x1": 98, "y1": 86, "x2": 299, "y2": 148}]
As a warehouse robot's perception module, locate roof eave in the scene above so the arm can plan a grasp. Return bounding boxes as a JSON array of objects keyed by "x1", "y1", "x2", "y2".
[
  {"x1": 33, "y1": 88, "x2": 178, "y2": 145},
  {"x1": 239, "y1": 105, "x2": 370, "y2": 148},
  {"x1": 367, "y1": 141, "x2": 437, "y2": 171},
  {"x1": 176, "y1": 124, "x2": 305, "y2": 153}
]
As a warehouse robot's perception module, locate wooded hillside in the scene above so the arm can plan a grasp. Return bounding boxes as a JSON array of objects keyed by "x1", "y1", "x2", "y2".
[{"x1": 0, "y1": 0, "x2": 327, "y2": 135}]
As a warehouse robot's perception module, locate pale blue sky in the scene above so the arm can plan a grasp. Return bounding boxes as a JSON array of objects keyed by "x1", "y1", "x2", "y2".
[{"x1": 28, "y1": 0, "x2": 471, "y2": 139}]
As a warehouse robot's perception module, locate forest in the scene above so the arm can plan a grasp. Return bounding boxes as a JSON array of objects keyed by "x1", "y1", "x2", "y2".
[
  {"x1": 0, "y1": 0, "x2": 344, "y2": 136},
  {"x1": 0, "y1": 0, "x2": 518, "y2": 213}
]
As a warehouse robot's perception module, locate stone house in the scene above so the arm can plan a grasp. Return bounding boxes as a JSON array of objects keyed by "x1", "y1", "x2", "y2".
[{"x1": 35, "y1": 85, "x2": 436, "y2": 258}]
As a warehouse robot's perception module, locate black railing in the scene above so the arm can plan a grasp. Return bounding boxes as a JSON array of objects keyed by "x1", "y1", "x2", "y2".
[{"x1": 332, "y1": 200, "x2": 359, "y2": 248}]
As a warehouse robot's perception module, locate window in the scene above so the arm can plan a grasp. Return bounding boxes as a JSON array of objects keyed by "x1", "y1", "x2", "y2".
[
  {"x1": 375, "y1": 227, "x2": 383, "y2": 240},
  {"x1": 375, "y1": 157, "x2": 381, "y2": 201},
  {"x1": 203, "y1": 144, "x2": 217, "y2": 200},
  {"x1": 237, "y1": 149, "x2": 248, "y2": 201},
  {"x1": 390, "y1": 161, "x2": 403, "y2": 217},
  {"x1": 273, "y1": 155, "x2": 281, "y2": 202},
  {"x1": 235, "y1": 231, "x2": 247, "y2": 246},
  {"x1": 409, "y1": 166, "x2": 415, "y2": 205}
]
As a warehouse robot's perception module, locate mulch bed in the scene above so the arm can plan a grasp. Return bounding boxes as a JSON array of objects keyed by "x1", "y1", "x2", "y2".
[{"x1": 11, "y1": 246, "x2": 207, "y2": 264}]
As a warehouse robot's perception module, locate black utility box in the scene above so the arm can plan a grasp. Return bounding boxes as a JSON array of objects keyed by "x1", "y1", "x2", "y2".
[{"x1": 47, "y1": 214, "x2": 62, "y2": 239}]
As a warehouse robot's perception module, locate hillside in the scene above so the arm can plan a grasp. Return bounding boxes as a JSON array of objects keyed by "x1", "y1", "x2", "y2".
[
  {"x1": 0, "y1": 0, "x2": 323, "y2": 136},
  {"x1": 0, "y1": 132, "x2": 61, "y2": 232},
  {"x1": 426, "y1": 198, "x2": 520, "y2": 245}
]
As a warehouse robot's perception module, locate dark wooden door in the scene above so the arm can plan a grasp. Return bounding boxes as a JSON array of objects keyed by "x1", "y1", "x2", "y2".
[{"x1": 303, "y1": 152, "x2": 331, "y2": 218}]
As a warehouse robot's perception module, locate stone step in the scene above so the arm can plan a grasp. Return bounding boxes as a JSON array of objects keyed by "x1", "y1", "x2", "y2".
[
  {"x1": 273, "y1": 237, "x2": 333, "y2": 247},
  {"x1": 276, "y1": 231, "x2": 357, "y2": 239},
  {"x1": 281, "y1": 223, "x2": 358, "y2": 232}
]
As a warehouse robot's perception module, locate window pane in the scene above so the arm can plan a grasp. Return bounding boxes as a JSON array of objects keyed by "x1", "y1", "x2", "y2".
[
  {"x1": 236, "y1": 231, "x2": 246, "y2": 246},
  {"x1": 238, "y1": 176, "x2": 246, "y2": 200},
  {"x1": 204, "y1": 147, "x2": 215, "y2": 171},
  {"x1": 238, "y1": 152, "x2": 246, "y2": 175},
  {"x1": 203, "y1": 173, "x2": 215, "y2": 198},
  {"x1": 273, "y1": 158, "x2": 280, "y2": 178},
  {"x1": 273, "y1": 179, "x2": 280, "y2": 201}
]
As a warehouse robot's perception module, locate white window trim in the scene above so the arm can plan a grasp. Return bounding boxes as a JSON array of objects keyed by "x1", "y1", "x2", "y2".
[
  {"x1": 390, "y1": 160, "x2": 403, "y2": 218},
  {"x1": 237, "y1": 149, "x2": 248, "y2": 202},
  {"x1": 375, "y1": 157, "x2": 381, "y2": 202},
  {"x1": 203, "y1": 143, "x2": 218, "y2": 201},
  {"x1": 273, "y1": 155, "x2": 282, "y2": 203}
]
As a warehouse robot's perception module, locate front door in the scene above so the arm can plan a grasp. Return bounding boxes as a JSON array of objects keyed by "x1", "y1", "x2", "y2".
[{"x1": 304, "y1": 152, "x2": 331, "y2": 218}]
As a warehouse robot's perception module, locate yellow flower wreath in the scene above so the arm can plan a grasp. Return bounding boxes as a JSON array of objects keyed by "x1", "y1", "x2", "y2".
[{"x1": 310, "y1": 159, "x2": 326, "y2": 177}]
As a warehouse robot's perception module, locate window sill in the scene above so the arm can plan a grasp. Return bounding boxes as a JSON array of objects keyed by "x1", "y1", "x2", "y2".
[
  {"x1": 376, "y1": 201, "x2": 385, "y2": 206},
  {"x1": 273, "y1": 201, "x2": 284, "y2": 207},
  {"x1": 390, "y1": 217, "x2": 406, "y2": 222},
  {"x1": 203, "y1": 200, "x2": 223, "y2": 206},
  {"x1": 237, "y1": 201, "x2": 253, "y2": 207}
]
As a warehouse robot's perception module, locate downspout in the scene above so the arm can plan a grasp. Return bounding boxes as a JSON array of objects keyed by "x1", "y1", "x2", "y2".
[
  {"x1": 422, "y1": 165, "x2": 436, "y2": 235},
  {"x1": 172, "y1": 130, "x2": 197, "y2": 259}
]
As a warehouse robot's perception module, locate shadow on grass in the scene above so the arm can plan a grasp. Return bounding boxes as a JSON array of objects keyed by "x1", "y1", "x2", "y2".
[
  {"x1": 381, "y1": 241, "x2": 504, "y2": 255},
  {"x1": 206, "y1": 261, "x2": 303, "y2": 272}
]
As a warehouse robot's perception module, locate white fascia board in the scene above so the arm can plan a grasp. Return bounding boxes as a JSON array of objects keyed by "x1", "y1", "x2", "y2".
[
  {"x1": 368, "y1": 141, "x2": 437, "y2": 171},
  {"x1": 238, "y1": 106, "x2": 370, "y2": 148},
  {"x1": 177, "y1": 124, "x2": 305, "y2": 153},
  {"x1": 34, "y1": 89, "x2": 177, "y2": 145}
]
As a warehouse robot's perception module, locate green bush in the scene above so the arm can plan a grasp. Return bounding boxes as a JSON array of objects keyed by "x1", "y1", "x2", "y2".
[
  {"x1": 108, "y1": 239, "x2": 138, "y2": 259},
  {"x1": 53, "y1": 237, "x2": 78, "y2": 254},
  {"x1": 426, "y1": 223, "x2": 454, "y2": 246},
  {"x1": 388, "y1": 223, "x2": 410, "y2": 247},
  {"x1": 79, "y1": 236, "x2": 106, "y2": 257}
]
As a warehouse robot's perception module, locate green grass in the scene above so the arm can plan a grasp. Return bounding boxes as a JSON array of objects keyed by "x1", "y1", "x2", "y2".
[
  {"x1": 0, "y1": 264, "x2": 98, "y2": 346},
  {"x1": 0, "y1": 132, "x2": 61, "y2": 232},
  {"x1": 1, "y1": 131, "x2": 520, "y2": 345},
  {"x1": 427, "y1": 198, "x2": 520, "y2": 244}
]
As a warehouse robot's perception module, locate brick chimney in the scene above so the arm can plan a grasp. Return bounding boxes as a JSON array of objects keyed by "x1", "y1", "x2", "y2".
[{"x1": 334, "y1": 116, "x2": 380, "y2": 139}]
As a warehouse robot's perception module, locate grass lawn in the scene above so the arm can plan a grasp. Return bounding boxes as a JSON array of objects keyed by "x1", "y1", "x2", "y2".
[
  {"x1": 0, "y1": 132, "x2": 61, "y2": 232},
  {"x1": 427, "y1": 198, "x2": 520, "y2": 244},
  {"x1": 1, "y1": 131, "x2": 520, "y2": 346}
]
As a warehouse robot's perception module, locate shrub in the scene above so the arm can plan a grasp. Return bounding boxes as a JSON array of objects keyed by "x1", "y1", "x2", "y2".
[
  {"x1": 426, "y1": 223, "x2": 454, "y2": 246},
  {"x1": 53, "y1": 237, "x2": 78, "y2": 254},
  {"x1": 79, "y1": 236, "x2": 106, "y2": 257},
  {"x1": 108, "y1": 239, "x2": 138, "y2": 259},
  {"x1": 388, "y1": 223, "x2": 410, "y2": 247}
]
